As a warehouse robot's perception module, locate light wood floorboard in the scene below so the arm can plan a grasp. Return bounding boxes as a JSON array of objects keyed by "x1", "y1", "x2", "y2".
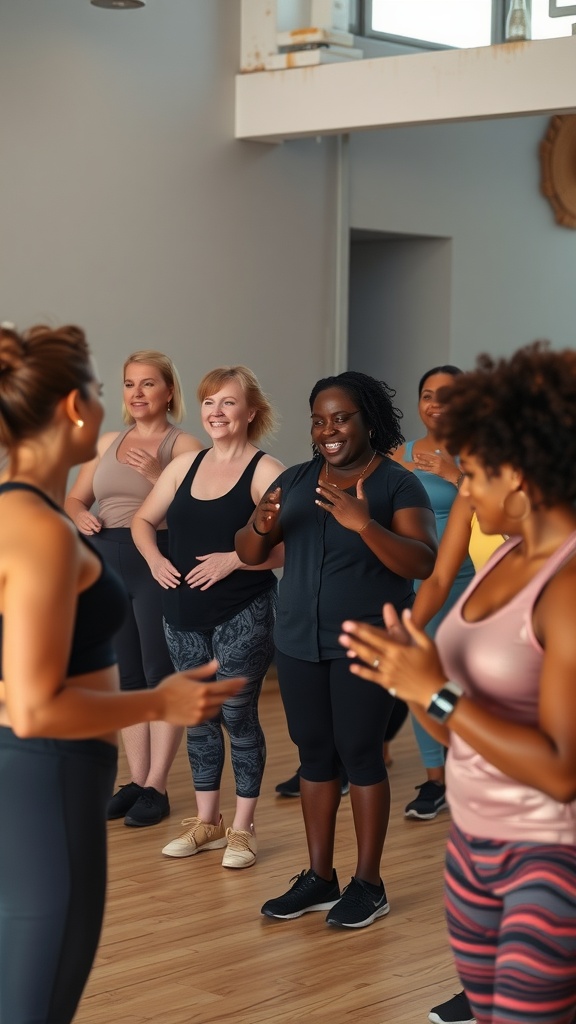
[{"x1": 75, "y1": 678, "x2": 460, "y2": 1024}]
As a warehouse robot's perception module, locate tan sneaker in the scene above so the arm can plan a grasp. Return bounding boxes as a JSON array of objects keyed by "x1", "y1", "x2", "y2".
[
  {"x1": 162, "y1": 815, "x2": 227, "y2": 858},
  {"x1": 221, "y1": 827, "x2": 257, "y2": 869}
]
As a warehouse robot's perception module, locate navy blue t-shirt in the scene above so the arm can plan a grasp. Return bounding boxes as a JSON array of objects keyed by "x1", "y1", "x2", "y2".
[{"x1": 273, "y1": 457, "x2": 433, "y2": 661}]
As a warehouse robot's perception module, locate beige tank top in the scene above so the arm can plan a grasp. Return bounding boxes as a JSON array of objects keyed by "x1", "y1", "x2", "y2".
[{"x1": 93, "y1": 426, "x2": 181, "y2": 528}]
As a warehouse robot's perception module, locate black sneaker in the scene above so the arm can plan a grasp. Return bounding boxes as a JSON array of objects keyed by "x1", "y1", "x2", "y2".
[
  {"x1": 404, "y1": 780, "x2": 447, "y2": 820},
  {"x1": 275, "y1": 771, "x2": 301, "y2": 797},
  {"x1": 428, "y1": 990, "x2": 476, "y2": 1024},
  {"x1": 124, "y1": 787, "x2": 170, "y2": 827},
  {"x1": 107, "y1": 782, "x2": 143, "y2": 820},
  {"x1": 326, "y1": 876, "x2": 390, "y2": 928},
  {"x1": 261, "y1": 869, "x2": 340, "y2": 919}
]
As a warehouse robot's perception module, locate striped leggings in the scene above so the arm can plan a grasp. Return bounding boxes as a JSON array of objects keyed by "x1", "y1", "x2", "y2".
[{"x1": 445, "y1": 823, "x2": 576, "y2": 1024}]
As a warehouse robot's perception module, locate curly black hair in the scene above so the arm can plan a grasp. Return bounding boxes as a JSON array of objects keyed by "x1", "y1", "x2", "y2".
[
  {"x1": 309, "y1": 370, "x2": 404, "y2": 456},
  {"x1": 440, "y1": 342, "x2": 576, "y2": 506}
]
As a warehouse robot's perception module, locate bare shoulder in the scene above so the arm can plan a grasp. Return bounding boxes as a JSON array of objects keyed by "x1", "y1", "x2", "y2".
[
  {"x1": 252, "y1": 453, "x2": 285, "y2": 501},
  {"x1": 172, "y1": 431, "x2": 203, "y2": 457},
  {"x1": 97, "y1": 430, "x2": 121, "y2": 457},
  {"x1": 535, "y1": 550, "x2": 576, "y2": 641},
  {"x1": 164, "y1": 448, "x2": 202, "y2": 485},
  {"x1": 0, "y1": 491, "x2": 78, "y2": 578}
]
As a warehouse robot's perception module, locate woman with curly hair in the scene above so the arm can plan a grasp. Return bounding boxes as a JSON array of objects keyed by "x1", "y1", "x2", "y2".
[
  {"x1": 236, "y1": 370, "x2": 437, "y2": 928},
  {"x1": 340, "y1": 344, "x2": 576, "y2": 1023}
]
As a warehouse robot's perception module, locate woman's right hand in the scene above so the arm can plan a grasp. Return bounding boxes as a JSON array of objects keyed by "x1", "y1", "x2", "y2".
[
  {"x1": 75, "y1": 510, "x2": 102, "y2": 535},
  {"x1": 253, "y1": 486, "x2": 281, "y2": 534},
  {"x1": 157, "y1": 661, "x2": 246, "y2": 724},
  {"x1": 148, "y1": 552, "x2": 182, "y2": 589}
]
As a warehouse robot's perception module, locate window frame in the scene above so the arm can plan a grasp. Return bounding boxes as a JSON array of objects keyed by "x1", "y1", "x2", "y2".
[{"x1": 357, "y1": 0, "x2": 507, "y2": 49}]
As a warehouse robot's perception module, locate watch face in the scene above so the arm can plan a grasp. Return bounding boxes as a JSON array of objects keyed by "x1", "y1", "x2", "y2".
[{"x1": 427, "y1": 687, "x2": 461, "y2": 723}]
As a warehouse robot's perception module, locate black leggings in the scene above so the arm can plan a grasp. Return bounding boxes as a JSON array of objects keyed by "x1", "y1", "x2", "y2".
[
  {"x1": 92, "y1": 529, "x2": 174, "y2": 690},
  {"x1": 275, "y1": 651, "x2": 395, "y2": 786},
  {"x1": 0, "y1": 728, "x2": 117, "y2": 1024}
]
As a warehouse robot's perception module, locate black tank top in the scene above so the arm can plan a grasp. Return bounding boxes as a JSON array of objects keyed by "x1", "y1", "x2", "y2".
[
  {"x1": 0, "y1": 483, "x2": 127, "y2": 678},
  {"x1": 163, "y1": 449, "x2": 276, "y2": 631}
]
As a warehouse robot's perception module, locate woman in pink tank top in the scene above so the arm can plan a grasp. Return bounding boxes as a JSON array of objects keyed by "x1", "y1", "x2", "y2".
[{"x1": 340, "y1": 344, "x2": 576, "y2": 1024}]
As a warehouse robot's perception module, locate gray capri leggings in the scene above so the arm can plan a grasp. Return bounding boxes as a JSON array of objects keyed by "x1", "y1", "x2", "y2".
[
  {"x1": 163, "y1": 588, "x2": 277, "y2": 799},
  {"x1": 92, "y1": 528, "x2": 174, "y2": 690}
]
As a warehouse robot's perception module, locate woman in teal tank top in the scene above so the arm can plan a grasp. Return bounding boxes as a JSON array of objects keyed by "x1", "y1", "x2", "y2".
[{"x1": 392, "y1": 366, "x2": 474, "y2": 821}]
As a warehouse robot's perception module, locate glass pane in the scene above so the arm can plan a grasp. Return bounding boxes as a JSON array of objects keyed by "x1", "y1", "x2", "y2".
[
  {"x1": 370, "y1": 0, "x2": 493, "y2": 48},
  {"x1": 531, "y1": 0, "x2": 575, "y2": 37}
]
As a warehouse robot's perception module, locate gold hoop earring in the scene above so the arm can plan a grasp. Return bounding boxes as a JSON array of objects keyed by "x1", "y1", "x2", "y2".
[
  {"x1": 502, "y1": 489, "x2": 531, "y2": 521},
  {"x1": 76, "y1": 419, "x2": 84, "y2": 428}
]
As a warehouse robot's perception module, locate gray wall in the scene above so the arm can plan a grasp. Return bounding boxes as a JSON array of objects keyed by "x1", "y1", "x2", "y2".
[
  {"x1": 349, "y1": 116, "x2": 576, "y2": 428},
  {"x1": 1, "y1": 1, "x2": 575, "y2": 461},
  {"x1": 0, "y1": 0, "x2": 338, "y2": 465}
]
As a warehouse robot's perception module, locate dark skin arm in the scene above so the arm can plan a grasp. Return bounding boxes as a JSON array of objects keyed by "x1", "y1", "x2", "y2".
[
  {"x1": 235, "y1": 486, "x2": 283, "y2": 565},
  {"x1": 315, "y1": 476, "x2": 437, "y2": 579},
  {"x1": 339, "y1": 561, "x2": 576, "y2": 803}
]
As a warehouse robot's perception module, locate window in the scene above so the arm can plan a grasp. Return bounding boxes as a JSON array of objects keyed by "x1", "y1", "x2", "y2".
[
  {"x1": 532, "y1": 0, "x2": 576, "y2": 37},
  {"x1": 367, "y1": 0, "x2": 495, "y2": 48}
]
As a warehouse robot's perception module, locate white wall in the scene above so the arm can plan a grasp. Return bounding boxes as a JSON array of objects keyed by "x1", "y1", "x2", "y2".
[{"x1": 0, "y1": 0, "x2": 337, "y2": 465}]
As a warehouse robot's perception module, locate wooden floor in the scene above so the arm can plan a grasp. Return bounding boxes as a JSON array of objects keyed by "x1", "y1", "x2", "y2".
[{"x1": 76, "y1": 679, "x2": 459, "y2": 1024}]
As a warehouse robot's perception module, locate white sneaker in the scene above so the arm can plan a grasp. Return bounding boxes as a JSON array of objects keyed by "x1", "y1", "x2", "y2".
[
  {"x1": 221, "y1": 827, "x2": 257, "y2": 868},
  {"x1": 162, "y1": 815, "x2": 227, "y2": 858}
]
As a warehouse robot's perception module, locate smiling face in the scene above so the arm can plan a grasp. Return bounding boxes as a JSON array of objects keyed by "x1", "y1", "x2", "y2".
[
  {"x1": 311, "y1": 386, "x2": 372, "y2": 471},
  {"x1": 123, "y1": 362, "x2": 173, "y2": 423},
  {"x1": 200, "y1": 378, "x2": 255, "y2": 442},
  {"x1": 418, "y1": 372, "x2": 457, "y2": 435}
]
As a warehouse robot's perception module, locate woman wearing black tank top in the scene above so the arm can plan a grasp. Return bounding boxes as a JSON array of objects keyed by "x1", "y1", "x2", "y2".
[
  {"x1": 132, "y1": 366, "x2": 284, "y2": 869},
  {"x1": 0, "y1": 325, "x2": 246, "y2": 1024}
]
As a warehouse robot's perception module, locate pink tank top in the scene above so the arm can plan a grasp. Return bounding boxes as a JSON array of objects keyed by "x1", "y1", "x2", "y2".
[
  {"x1": 437, "y1": 531, "x2": 576, "y2": 844},
  {"x1": 93, "y1": 426, "x2": 181, "y2": 528}
]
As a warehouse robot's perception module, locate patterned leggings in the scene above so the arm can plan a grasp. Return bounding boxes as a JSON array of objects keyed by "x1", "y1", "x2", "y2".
[
  {"x1": 445, "y1": 822, "x2": 576, "y2": 1024},
  {"x1": 163, "y1": 589, "x2": 276, "y2": 798}
]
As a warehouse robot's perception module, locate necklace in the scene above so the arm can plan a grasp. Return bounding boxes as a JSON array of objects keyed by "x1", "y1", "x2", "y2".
[{"x1": 325, "y1": 449, "x2": 377, "y2": 487}]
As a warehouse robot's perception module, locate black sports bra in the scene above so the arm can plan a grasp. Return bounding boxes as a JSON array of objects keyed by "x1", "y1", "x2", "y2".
[{"x1": 0, "y1": 482, "x2": 127, "y2": 678}]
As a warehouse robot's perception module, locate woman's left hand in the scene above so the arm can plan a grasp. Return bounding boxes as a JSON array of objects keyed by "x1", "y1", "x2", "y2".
[
  {"x1": 339, "y1": 604, "x2": 447, "y2": 706},
  {"x1": 413, "y1": 449, "x2": 460, "y2": 486},
  {"x1": 315, "y1": 477, "x2": 371, "y2": 533},
  {"x1": 125, "y1": 447, "x2": 163, "y2": 483},
  {"x1": 185, "y1": 551, "x2": 241, "y2": 590}
]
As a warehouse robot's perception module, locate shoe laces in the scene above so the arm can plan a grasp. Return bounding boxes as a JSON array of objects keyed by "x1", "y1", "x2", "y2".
[
  {"x1": 178, "y1": 816, "x2": 202, "y2": 838},
  {"x1": 339, "y1": 877, "x2": 381, "y2": 908},
  {"x1": 226, "y1": 829, "x2": 254, "y2": 852},
  {"x1": 138, "y1": 787, "x2": 161, "y2": 809}
]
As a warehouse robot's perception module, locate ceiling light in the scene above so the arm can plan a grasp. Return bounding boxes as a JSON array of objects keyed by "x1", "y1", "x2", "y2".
[{"x1": 91, "y1": 0, "x2": 145, "y2": 9}]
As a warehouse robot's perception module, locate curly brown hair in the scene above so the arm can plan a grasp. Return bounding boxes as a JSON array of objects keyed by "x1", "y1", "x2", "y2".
[{"x1": 439, "y1": 342, "x2": 576, "y2": 506}]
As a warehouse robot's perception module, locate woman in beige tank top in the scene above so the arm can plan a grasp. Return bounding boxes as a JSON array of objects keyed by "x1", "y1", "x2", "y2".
[{"x1": 65, "y1": 351, "x2": 203, "y2": 827}]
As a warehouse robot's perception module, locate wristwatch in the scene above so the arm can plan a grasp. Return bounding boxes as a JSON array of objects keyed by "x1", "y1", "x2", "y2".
[{"x1": 426, "y1": 681, "x2": 464, "y2": 723}]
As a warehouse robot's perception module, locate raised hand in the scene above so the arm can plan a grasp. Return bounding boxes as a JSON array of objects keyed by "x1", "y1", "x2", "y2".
[
  {"x1": 339, "y1": 607, "x2": 446, "y2": 706},
  {"x1": 315, "y1": 476, "x2": 371, "y2": 533},
  {"x1": 124, "y1": 447, "x2": 163, "y2": 483},
  {"x1": 253, "y1": 486, "x2": 281, "y2": 535}
]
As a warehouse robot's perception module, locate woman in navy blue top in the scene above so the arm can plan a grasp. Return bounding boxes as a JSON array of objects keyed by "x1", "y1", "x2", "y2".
[
  {"x1": 236, "y1": 370, "x2": 437, "y2": 929},
  {"x1": 0, "y1": 324, "x2": 245, "y2": 1024}
]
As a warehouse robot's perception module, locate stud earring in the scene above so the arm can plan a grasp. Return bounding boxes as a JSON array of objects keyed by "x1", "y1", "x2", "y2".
[{"x1": 76, "y1": 419, "x2": 84, "y2": 428}]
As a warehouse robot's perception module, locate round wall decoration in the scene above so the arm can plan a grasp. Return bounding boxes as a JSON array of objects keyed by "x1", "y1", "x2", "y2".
[{"x1": 540, "y1": 114, "x2": 576, "y2": 229}]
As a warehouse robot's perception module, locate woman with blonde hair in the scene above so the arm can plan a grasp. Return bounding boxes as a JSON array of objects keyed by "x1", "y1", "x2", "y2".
[
  {"x1": 65, "y1": 350, "x2": 202, "y2": 826},
  {"x1": 132, "y1": 365, "x2": 284, "y2": 868}
]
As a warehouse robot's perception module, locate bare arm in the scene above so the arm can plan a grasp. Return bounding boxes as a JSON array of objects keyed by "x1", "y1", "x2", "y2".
[
  {"x1": 340, "y1": 567, "x2": 576, "y2": 803},
  {"x1": 131, "y1": 454, "x2": 197, "y2": 588},
  {"x1": 1, "y1": 506, "x2": 244, "y2": 738},
  {"x1": 186, "y1": 453, "x2": 286, "y2": 589},
  {"x1": 64, "y1": 431, "x2": 118, "y2": 534},
  {"x1": 411, "y1": 493, "x2": 473, "y2": 628}
]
